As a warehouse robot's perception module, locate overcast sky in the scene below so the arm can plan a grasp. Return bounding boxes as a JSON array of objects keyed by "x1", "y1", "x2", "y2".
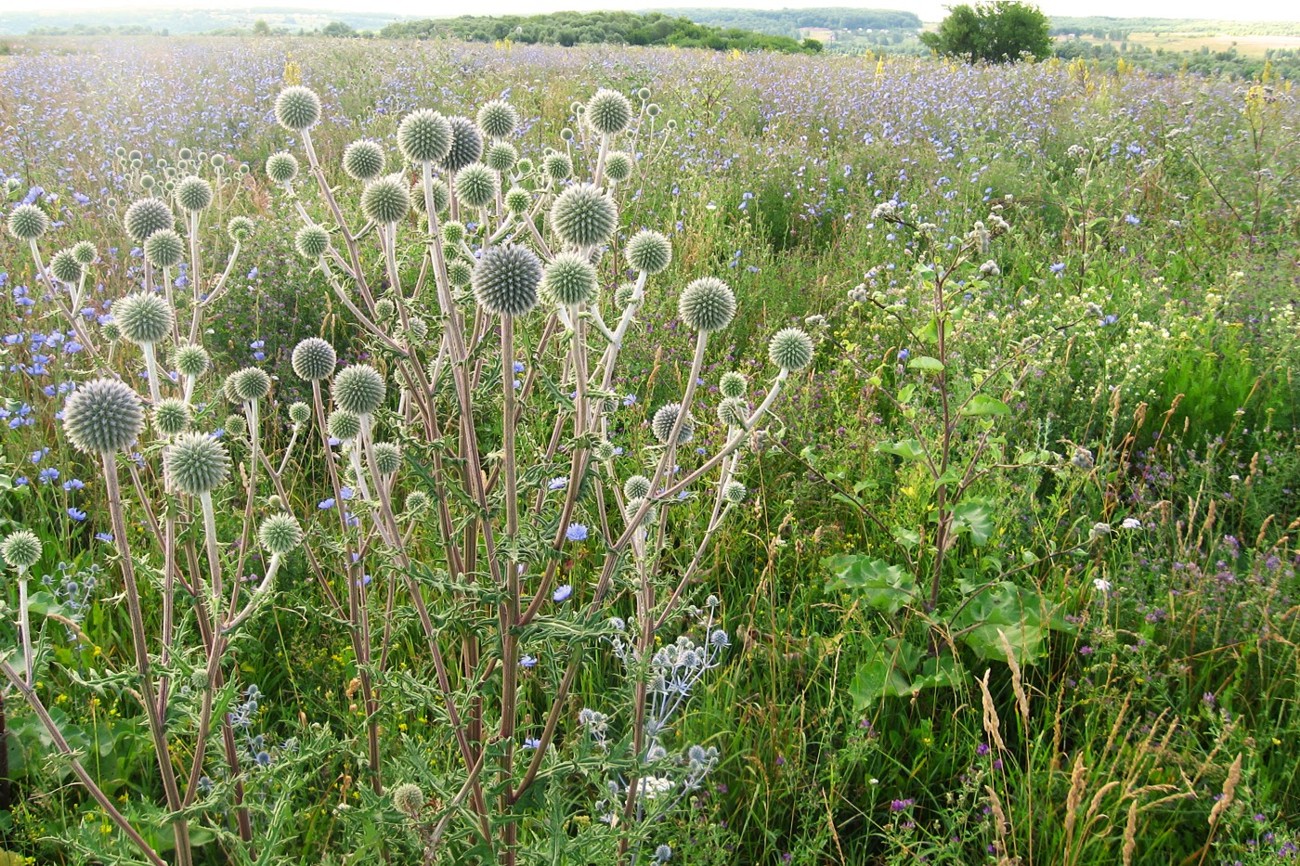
[{"x1": 0, "y1": 0, "x2": 1294, "y2": 23}]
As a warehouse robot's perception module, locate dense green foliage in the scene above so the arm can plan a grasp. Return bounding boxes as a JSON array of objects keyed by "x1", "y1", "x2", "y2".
[
  {"x1": 655, "y1": 7, "x2": 922, "y2": 38},
  {"x1": 921, "y1": 0, "x2": 1053, "y2": 62},
  {"x1": 380, "y1": 11, "x2": 821, "y2": 53}
]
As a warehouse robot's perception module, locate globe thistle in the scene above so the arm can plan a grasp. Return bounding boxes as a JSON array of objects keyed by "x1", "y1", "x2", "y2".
[
  {"x1": 226, "y1": 367, "x2": 271, "y2": 403},
  {"x1": 173, "y1": 344, "x2": 210, "y2": 378},
  {"x1": 211, "y1": 154, "x2": 226, "y2": 169},
  {"x1": 372, "y1": 441, "x2": 402, "y2": 475},
  {"x1": 292, "y1": 336, "x2": 337, "y2": 382},
  {"x1": 114, "y1": 292, "x2": 174, "y2": 345},
  {"x1": 50, "y1": 248, "x2": 84, "y2": 283},
  {"x1": 651, "y1": 402, "x2": 693, "y2": 445},
  {"x1": 140, "y1": 174, "x2": 157, "y2": 191},
  {"x1": 398, "y1": 109, "x2": 452, "y2": 164},
  {"x1": 176, "y1": 176, "x2": 213, "y2": 212},
  {"x1": 542, "y1": 252, "x2": 598, "y2": 307},
  {"x1": 374, "y1": 298, "x2": 396, "y2": 321},
  {"x1": 719, "y1": 371, "x2": 747, "y2": 399},
  {"x1": 258, "y1": 513, "x2": 303, "y2": 556},
  {"x1": 327, "y1": 408, "x2": 361, "y2": 441},
  {"x1": 341, "y1": 139, "x2": 386, "y2": 182},
  {"x1": 441, "y1": 220, "x2": 466, "y2": 245},
  {"x1": 72, "y1": 240, "x2": 97, "y2": 266},
  {"x1": 406, "y1": 316, "x2": 429, "y2": 341},
  {"x1": 550, "y1": 183, "x2": 617, "y2": 248},
  {"x1": 144, "y1": 228, "x2": 185, "y2": 269},
  {"x1": 266, "y1": 151, "x2": 299, "y2": 184},
  {"x1": 717, "y1": 397, "x2": 748, "y2": 428},
  {"x1": 227, "y1": 216, "x2": 255, "y2": 242},
  {"x1": 477, "y1": 100, "x2": 519, "y2": 139},
  {"x1": 623, "y1": 474, "x2": 652, "y2": 500},
  {"x1": 288, "y1": 401, "x2": 311, "y2": 425},
  {"x1": 768, "y1": 327, "x2": 814, "y2": 371},
  {"x1": 411, "y1": 177, "x2": 449, "y2": 216},
  {"x1": 361, "y1": 175, "x2": 411, "y2": 225},
  {"x1": 441, "y1": 116, "x2": 484, "y2": 173},
  {"x1": 678, "y1": 277, "x2": 735, "y2": 333},
  {"x1": 542, "y1": 152, "x2": 572, "y2": 182},
  {"x1": 614, "y1": 282, "x2": 638, "y2": 308},
  {"x1": 333, "y1": 364, "x2": 386, "y2": 416},
  {"x1": 447, "y1": 258, "x2": 473, "y2": 288},
  {"x1": 560, "y1": 127, "x2": 575, "y2": 142},
  {"x1": 6, "y1": 203, "x2": 47, "y2": 240},
  {"x1": 472, "y1": 244, "x2": 542, "y2": 317},
  {"x1": 294, "y1": 224, "x2": 330, "y2": 260},
  {"x1": 484, "y1": 141, "x2": 517, "y2": 173},
  {"x1": 624, "y1": 496, "x2": 651, "y2": 522},
  {"x1": 63, "y1": 379, "x2": 144, "y2": 454},
  {"x1": 153, "y1": 398, "x2": 192, "y2": 436},
  {"x1": 455, "y1": 164, "x2": 498, "y2": 210},
  {"x1": 223, "y1": 412, "x2": 247, "y2": 438},
  {"x1": 101, "y1": 321, "x2": 122, "y2": 342},
  {"x1": 392, "y1": 782, "x2": 424, "y2": 819},
  {"x1": 2, "y1": 530, "x2": 41, "y2": 571},
  {"x1": 163, "y1": 432, "x2": 229, "y2": 496},
  {"x1": 625, "y1": 229, "x2": 671, "y2": 274},
  {"x1": 605, "y1": 150, "x2": 634, "y2": 183},
  {"x1": 405, "y1": 490, "x2": 430, "y2": 515},
  {"x1": 586, "y1": 89, "x2": 633, "y2": 135},
  {"x1": 723, "y1": 480, "x2": 747, "y2": 504},
  {"x1": 275, "y1": 85, "x2": 322, "y2": 131},
  {"x1": 504, "y1": 186, "x2": 531, "y2": 215},
  {"x1": 124, "y1": 197, "x2": 174, "y2": 243}
]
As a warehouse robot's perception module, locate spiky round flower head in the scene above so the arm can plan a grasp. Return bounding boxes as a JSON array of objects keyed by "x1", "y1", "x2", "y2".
[
  {"x1": 560, "y1": 127, "x2": 575, "y2": 142},
  {"x1": 144, "y1": 228, "x2": 185, "y2": 269},
  {"x1": 405, "y1": 490, "x2": 430, "y2": 515},
  {"x1": 63, "y1": 378, "x2": 144, "y2": 454},
  {"x1": 605, "y1": 150, "x2": 634, "y2": 183},
  {"x1": 718, "y1": 371, "x2": 747, "y2": 400},
  {"x1": 455, "y1": 164, "x2": 498, "y2": 210},
  {"x1": 341, "y1": 138, "x2": 386, "y2": 182},
  {"x1": 407, "y1": 316, "x2": 429, "y2": 341},
  {"x1": 173, "y1": 343, "x2": 210, "y2": 378},
  {"x1": 550, "y1": 183, "x2": 617, "y2": 249},
  {"x1": 361, "y1": 175, "x2": 411, "y2": 225},
  {"x1": 447, "y1": 258, "x2": 473, "y2": 288},
  {"x1": 291, "y1": 337, "x2": 336, "y2": 382},
  {"x1": 651, "y1": 402, "x2": 694, "y2": 445},
  {"x1": 472, "y1": 244, "x2": 542, "y2": 317},
  {"x1": 275, "y1": 85, "x2": 321, "y2": 131},
  {"x1": 226, "y1": 367, "x2": 272, "y2": 404},
  {"x1": 140, "y1": 174, "x2": 156, "y2": 191},
  {"x1": 333, "y1": 364, "x2": 385, "y2": 416},
  {"x1": 211, "y1": 154, "x2": 226, "y2": 169},
  {"x1": 153, "y1": 398, "x2": 192, "y2": 436},
  {"x1": 101, "y1": 320, "x2": 122, "y2": 342},
  {"x1": 397, "y1": 109, "x2": 452, "y2": 164},
  {"x1": 114, "y1": 292, "x2": 174, "y2": 345},
  {"x1": 477, "y1": 100, "x2": 518, "y2": 140},
  {"x1": 614, "y1": 282, "x2": 637, "y2": 308},
  {"x1": 723, "y1": 480, "x2": 747, "y2": 504},
  {"x1": 678, "y1": 277, "x2": 735, "y2": 333},
  {"x1": 484, "y1": 141, "x2": 517, "y2": 173},
  {"x1": 543, "y1": 252, "x2": 598, "y2": 307},
  {"x1": 288, "y1": 401, "x2": 311, "y2": 425},
  {"x1": 2, "y1": 530, "x2": 41, "y2": 571},
  {"x1": 586, "y1": 88, "x2": 633, "y2": 136},
  {"x1": 294, "y1": 224, "x2": 330, "y2": 260},
  {"x1": 625, "y1": 229, "x2": 671, "y2": 275},
  {"x1": 717, "y1": 397, "x2": 748, "y2": 427},
  {"x1": 441, "y1": 220, "x2": 466, "y2": 245},
  {"x1": 392, "y1": 782, "x2": 424, "y2": 819},
  {"x1": 327, "y1": 408, "x2": 361, "y2": 441},
  {"x1": 593, "y1": 439, "x2": 615, "y2": 462},
  {"x1": 504, "y1": 186, "x2": 531, "y2": 215},
  {"x1": 266, "y1": 151, "x2": 299, "y2": 184},
  {"x1": 164, "y1": 432, "x2": 230, "y2": 496},
  {"x1": 176, "y1": 176, "x2": 213, "y2": 212},
  {"x1": 50, "y1": 248, "x2": 84, "y2": 283},
  {"x1": 543, "y1": 152, "x2": 572, "y2": 182},
  {"x1": 258, "y1": 513, "x2": 303, "y2": 556},
  {"x1": 223, "y1": 413, "x2": 247, "y2": 438},
  {"x1": 124, "y1": 197, "x2": 174, "y2": 243},
  {"x1": 441, "y1": 116, "x2": 484, "y2": 173},
  {"x1": 623, "y1": 474, "x2": 652, "y2": 500},
  {"x1": 411, "y1": 177, "x2": 448, "y2": 216},
  {"x1": 768, "y1": 327, "x2": 814, "y2": 371},
  {"x1": 648, "y1": 103, "x2": 662, "y2": 118},
  {"x1": 227, "y1": 216, "x2": 254, "y2": 242},
  {"x1": 374, "y1": 298, "x2": 396, "y2": 321},
  {"x1": 624, "y1": 496, "x2": 651, "y2": 521},
  {"x1": 72, "y1": 240, "x2": 97, "y2": 266},
  {"x1": 373, "y1": 441, "x2": 402, "y2": 475}
]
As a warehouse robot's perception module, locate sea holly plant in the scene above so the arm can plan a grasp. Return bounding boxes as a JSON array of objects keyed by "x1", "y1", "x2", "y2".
[{"x1": 820, "y1": 204, "x2": 1079, "y2": 706}]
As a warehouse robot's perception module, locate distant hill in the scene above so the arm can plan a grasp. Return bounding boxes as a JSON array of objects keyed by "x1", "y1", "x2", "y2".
[
  {"x1": 0, "y1": 6, "x2": 406, "y2": 36},
  {"x1": 653, "y1": 7, "x2": 923, "y2": 39}
]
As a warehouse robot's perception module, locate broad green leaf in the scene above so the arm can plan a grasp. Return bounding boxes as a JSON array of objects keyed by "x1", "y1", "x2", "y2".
[
  {"x1": 848, "y1": 638, "x2": 960, "y2": 707},
  {"x1": 950, "y1": 582, "x2": 1073, "y2": 664},
  {"x1": 824, "y1": 554, "x2": 918, "y2": 615},
  {"x1": 892, "y1": 526, "x2": 921, "y2": 548},
  {"x1": 960, "y1": 394, "x2": 1011, "y2": 417},
  {"x1": 897, "y1": 383, "x2": 916, "y2": 405},
  {"x1": 877, "y1": 439, "x2": 927, "y2": 462},
  {"x1": 935, "y1": 465, "x2": 964, "y2": 487},
  {"x1": 849, "y1": 655, "x2": 914, "y2": 706},
  {"x1": 918, "y1": 315, "x2": 939, "y2": 344},
  {"x1": 907, "y1": 355, "x2": 945, "y2": 372},
  {"x1": 952, "y1": 499, "x2": 995, "y2": 545}
]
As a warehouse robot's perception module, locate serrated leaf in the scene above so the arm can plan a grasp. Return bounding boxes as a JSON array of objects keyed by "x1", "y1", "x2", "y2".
[
  {"x1": 907, "y1": 355, "x2": 945, "y2": 372},
  {"x1": 960, "y1": 394, "x2": 1011, "y2": 417}
]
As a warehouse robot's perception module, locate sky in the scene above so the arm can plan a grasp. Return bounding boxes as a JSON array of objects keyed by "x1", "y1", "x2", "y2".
[{"x1": 0, "y1": 0, "x2": 1294, "y2": 23}]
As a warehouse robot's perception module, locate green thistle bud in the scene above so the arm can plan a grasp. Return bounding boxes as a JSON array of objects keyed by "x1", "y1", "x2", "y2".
[
  {"x1": 374, "y1": 298, "x2": 396, "y2": 321},
  {"x1": 153, "y1": 398, "x2": 192, "y2": 436},
  {"x1": 550, "y1": 183, "x2": 617, "y2": 249},
  {"x1": 140, "y1": 174, "x2": 156, "y2": 190},
  {"x1": 472, "y1": 244, "x2": 542, "y2": 317},
  {"x1": 288, "y1": 401, "x2": 311, "y2": 425},
  {"x1": 441, "y1": 116, "x2": 483, "y2": 172},
  {"x1": 624, "y1": 496, "x2": 652, "y2": 522},
  {"x1": 327, "y1": 408, "x2": 361, "y2": 441},
  {"x1": 63, "y1": 379, "x2": 144, "y2": 454},
  {"x1": 586, "y1": 88, "x2": 633, "y2": 136},
  {"x1": 343, "y1": 139, "x2": 386, "y2": 182},
  {"x1": 477, "y1": 100, "x2": 519, "y2": 140},
  {"x1": 504, "y1": 186, "x2": 531, "y2": 215},
  {"x1": 101, "y1": 321, "x2": 122, "y2": 342},
  {"x1": 176, "y1": 176, "x2": 213, "y2": 212},
  {"x1": 266, "y1": 151, "x2": 299, "y2": 184},
  {"x1": 292, "y1": 337, "x2": 336, "y2": 381},
  {"x1": 768, "y1": 327, "x2": 813, "y2": 371},
  {"x1": 2, "y1": 530, "x2": 42, "y2": 570},
  {"x1": 624, "y1": 475, "x2": 652, "y2": 499},
  {"x1": 361, "y1": 175, "x2": 411, "y2": 225},
  {"x1": 515, "y1": 157, "x2": 534, "y2": 175},
  {"x1": 405, "y1": 491, "x2": 430, "y2": 515},
  {"x1": 719, "y1": 372, "x2": 747, "y2": 399},
  {"x1": 447, "y1": 258, "x2": 473, "y2": 288},
  {"x1": 228, "y1": 216, "x2": 255, "y2": 242},
  {"x1": 164, "y1": 432, "x2": 230, "y2": 496},
  {"x1": 224, "y1": 413, "x2": 247, "y2": 439},
  {"x1": 484, "y1": 141, "x2": 517, "y2": 173},
  {"x1": 605, "y1": 150, "x2": 634, "y2": 183},
  {"x1": 412, "y1": 177, "x2": 449, "y2": 216},
  {"x1": 593, "y1": 439, "x2": 615, "y2": 462},
  {"x1": 275, "y1": 86, "x2": 322, "y2": 131},
  {"x1": 398, "y1": 109, "x2": 452, "y2": 164},
  {"x1": 678, "y1": 277, "x2": 735, "y2": 333},
  {"x1": 294, "y1": 224, "x2": 330, "y2": 260},
  {"x1": 72, "y1": 240, "x2": 97, "y2": 266},
  {"x1": 625, "y1": 229, "x2": 671, "y2": 275},
  {"x1": 332, "y1": 364, "x2": 385, "y2": 416},
  {"x1": 651, "y1": 402, "x2": 693, "y2": 445},
  {"x1": 50, "y1": 248, "x2": 84, "y2": 283},
  {"x1": 543, "y1": 251, "x2": 597, "y2": 307},
  {"x1": 723, "y1": 480, "x2": 747, "y2": 504},
  {"x1": 258, "y1": 513, "x2": 303, "y2": 556},
  {"x1": 717, "y1": 397, "x2": 748, "y2": 427},
  {"x1": 543, "y1": 152, "x2": 572, "y2": 182},
  {"x1": 144, "y1": 228, "x2": 185, "y2": 269},
  {"x1": 173, "y1": 344, "x2": 210, "y2": 378},
  {"x1": 455, "y1": 164, "x2": 498, "y2": 210},
  {"x1": 406, "y1": 316, "x2": 428, "y2": 341},
  {"x1": 114, "y1": 292, "x2": 174, "y2": 345},
  {"x1": 392, "y1": 782, "x2": 424, "y2": 819},
  {"x1": 614, "y1": 282, "x2": 638, "y2": 308},
  {"x1": 373, "y1": 441, "x2": 402, "y2": 475},
  {"x1": 441, "y1": 220, "x2": 466, "y2": 245},
  {"x1": 226, "y1": 367, "x2": 271, "y2": 403},
  {"x1": 124, "y1": 197, "x2": 174, "y2": 243}
]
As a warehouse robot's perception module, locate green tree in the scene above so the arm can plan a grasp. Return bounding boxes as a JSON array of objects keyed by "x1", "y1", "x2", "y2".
[{"x1": 920, "y1": 1, "x2": 1052, "y2": 63}]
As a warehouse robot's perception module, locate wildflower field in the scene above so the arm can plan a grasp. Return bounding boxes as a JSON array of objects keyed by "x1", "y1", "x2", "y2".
[{"x1": 0, "y1": 35, "x2": 1298, "y2": 866}]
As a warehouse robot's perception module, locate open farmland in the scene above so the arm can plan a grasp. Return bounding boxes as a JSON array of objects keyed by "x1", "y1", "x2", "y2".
[{"x1": 1, "y1": 36, "x2": 1298, "y2": 865}]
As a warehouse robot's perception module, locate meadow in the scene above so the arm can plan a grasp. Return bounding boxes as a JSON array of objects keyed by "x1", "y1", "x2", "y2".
[{"x1": 0, "y1": 36, "x2": 1298, "y2": 865}]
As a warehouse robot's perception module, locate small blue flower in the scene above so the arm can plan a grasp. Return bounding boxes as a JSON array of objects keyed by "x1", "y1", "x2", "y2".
[
  {"x1": 95, "y1": 532, "x2": 114, "y2": 542},
  {"x1": 552, "y1": 584, "x2": 572, "y2": 603},
  {"x1": 318, "y1": 498, "x2": 336, "y2": 510},
  {"x1": 68, "y1": 507, "x2": 87, "y2": 521},
  {"x1": 565, "y1": 523, "x2": 588, "y2": 542},
  {"x1": 1124, "y1": 214, "x2": 1140, "y2": 226},
  {"x1": 521, "y1": 654, "x2": 538, "y2": 668},
  {"x1": 1050, "y1": 262, "x2": 1066, "y2": 274},
  {"x1": 548, "y1": 477, "x2": 567, "y2": 490},
  {"x1": 523, "y1": 737, "x2": 541, "y2": 750}
]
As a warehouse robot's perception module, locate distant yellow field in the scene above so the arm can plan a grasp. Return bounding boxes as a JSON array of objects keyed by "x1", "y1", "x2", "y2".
[{"x1": 1068, "y1": 32, "x2": 1300, "y2": 57}]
